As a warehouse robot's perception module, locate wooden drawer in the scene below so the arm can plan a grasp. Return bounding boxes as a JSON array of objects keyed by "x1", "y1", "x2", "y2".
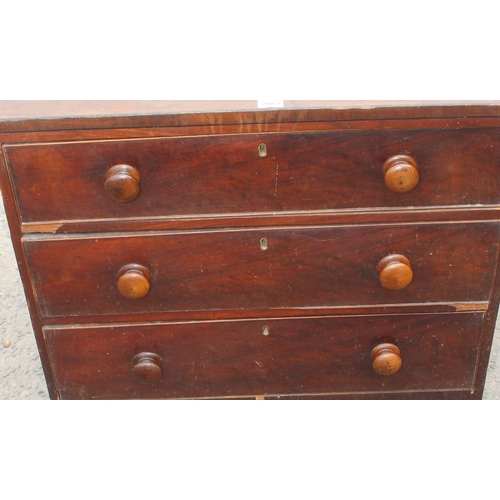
[
  {"x1": 25, "y1": 223, "x2": 499, "y2": 320},
  {"x1": 6, "y1": 128, "x2": 500, "y2": 224},
  {"x1": 44, "y1": 313, "x2": 484, "y2": 399}
]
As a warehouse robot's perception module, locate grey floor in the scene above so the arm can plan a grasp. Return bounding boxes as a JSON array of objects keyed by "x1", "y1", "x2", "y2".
[{"x1": 1, "y1": 195, "x2": 500, "y2": 400}]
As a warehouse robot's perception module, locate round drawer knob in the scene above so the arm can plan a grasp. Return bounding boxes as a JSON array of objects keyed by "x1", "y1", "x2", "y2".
[
  {"x1": 378, "y1": 254, "x2": 413, "y2": 290},
  {"x1": 132, "y1": 352, "x2": 162, "y2": 384},
  {"x1": 105, "y1": 164, "x2": 141, "y2": 203},
  {"x1": 371, "y1": 343, "x2": 402, "y2": 376},
  {"x1": 117, "y1": 264, "x2": 151, "y2": 299},
  {"x1": 383, "y1": 155, "x2": 419, "y2": 193}
]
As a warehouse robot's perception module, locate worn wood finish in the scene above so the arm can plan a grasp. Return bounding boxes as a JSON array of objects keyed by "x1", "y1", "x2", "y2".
[
  {"x1": 5, "y1": 117, "x2": 500, "y2": 152},
  {"x1": 0, "y1": 151, "x2": 58, "y2": 399},
  {"x1": 6, "y1": 128, "x2": 500, "y2": 225},
  {"x1": 1, "y1": 100, "x2": 500, "y2": 134},
  {"x1": 34, "y1": 303, "x2": 489, "y2": 326},
  {"x1": 20, "y1": 207, "x2": 500, "y2": 235},
  {"x1": 470, "y1": 229, "x2": 500, "y2": 395},
  {"x1": 2, "y1": 101, "x2": 500, "y2": 400},
  {"x1": 265, "y1": 390, "x2": 481, "y2": 400},
  {"x1": 23, "y1": 223, "x2": 499, "y2": 321},
  {"x1": 43, "y1": 313, "x2": 483, "y2": 400}
]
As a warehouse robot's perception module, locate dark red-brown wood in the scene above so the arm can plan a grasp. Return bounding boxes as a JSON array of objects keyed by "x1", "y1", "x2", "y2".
[
  {"x1": 2, "y1": 101, "x2": 500, "y2": 400},
  {"x1": 43, "y1": 313, "x2": 484, "y2": 399},
  {"x1": 19, "y1": 208, "x2": 500, "y2": 235},
  {"x1": 132, "y1": 353, "x2": 163, "y2": 384},
  {"x1": 265, "y1": 390, "x2": 481, "y2": 400},
  {"x1": 1, "y1": 100, "x2": 500, "y2": 133},
  {"x1": 23, "y1": 223, "x2": 499, "y2": 321},
  {"x1": 6, "y1": 128, "x2": 500, "y2": 224},
  {"x1": 33, "y1": 302, "x2": 489, "y2": 326},
  {"x1": 0, "y1": 150, "x2": 58, "y2": 399}
]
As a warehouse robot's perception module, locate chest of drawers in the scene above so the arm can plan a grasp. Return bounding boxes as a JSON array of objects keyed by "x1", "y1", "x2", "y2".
[{"x1": 2, "y1": 100, "x2": 500, "y2": 399}]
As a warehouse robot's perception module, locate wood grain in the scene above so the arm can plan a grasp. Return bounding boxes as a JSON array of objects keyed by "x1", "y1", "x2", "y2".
[
  {"x1": 19, "y1": 207, "x2": 500, "y2": 235},
  {"x1": 44, "y1": 313, "x2": 484, "y2": 399},
  {"x1": 6, "y1": 128, "x2": 500, "y2": 224},
  {"x1": 0, "y1": 149, "x2": 58, "y2": 398},
  {"x1": 23, "y1": 223, "x2": 499, "y2": 320},
  {"x1": 1, "y1": 100, "x2": 500, "y2": 133},
  {"x1": 2, "y1": 101, "x2": 500, "y2": 400}
]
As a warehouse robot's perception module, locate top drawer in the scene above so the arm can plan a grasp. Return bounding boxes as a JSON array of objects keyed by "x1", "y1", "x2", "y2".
[{"x1": 5, "y1": 128, "x2": 500, "y2": 224}]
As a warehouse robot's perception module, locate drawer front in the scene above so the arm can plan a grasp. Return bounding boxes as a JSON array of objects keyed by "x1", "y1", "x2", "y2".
[
  {"x1": 7, "y1": 128, "x2": 500, "y2": 224},
  {"x1": 44, "y1": 313, "x2": 484, "y2": 399},
  {"x1": 25, "y1": 223, "x2": 499, "y2": 319}
]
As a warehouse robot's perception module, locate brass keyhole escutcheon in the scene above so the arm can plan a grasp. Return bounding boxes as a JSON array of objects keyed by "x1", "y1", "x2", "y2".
[
  {"x1": 262, "y1": 325, "x2": 270, "y2": 336},
  {"x1": 258, "y1": 143, "x2": 267, "y2": 157},
  {"x1": 260, "y1": 238, "x2": 268, "y2": 250}
]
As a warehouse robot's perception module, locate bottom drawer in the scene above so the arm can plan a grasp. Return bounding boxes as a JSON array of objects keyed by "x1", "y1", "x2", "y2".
[{"x1": 44, "y1": 313, "x2": 484, "y2": 399}]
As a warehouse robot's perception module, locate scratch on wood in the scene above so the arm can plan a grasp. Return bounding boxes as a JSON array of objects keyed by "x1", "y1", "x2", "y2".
[
  {"x1": 274, "y1": 164, "x2": 279, "y2": 195},
  {"x1": 22, "y1": 223, "x2": 63, "y2": 233},
  {"x1": 453, "y1": 303, "x2": 488, "y2": 311},
  {"x1": 255, "y1": 395, "x2": 265, "y2": 400}
]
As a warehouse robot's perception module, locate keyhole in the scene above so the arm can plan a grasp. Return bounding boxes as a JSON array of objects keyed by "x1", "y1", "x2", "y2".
[
  {"x1": 260, "y1": 238, "x2": 268, "y2": 251},
  {"x1": 258, "y1": 143, "x2": 267, "y2": 157}
]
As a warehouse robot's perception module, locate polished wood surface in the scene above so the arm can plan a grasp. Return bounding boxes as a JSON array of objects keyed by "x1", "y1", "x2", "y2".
[
  {"x1": 23, "y1": 223, "x2": 499, "y2": 321},
  {"x1": 6, "y1": 128, "x2": 500, "y2": 224},
  {"x1": 132, "y1": 353, "x2": 162, "y2": 384},
  {"x1": 372, "y1": 343, "x2": 403, "y2": 375},
  {"x1": 117, "y1": 264, "x2": 151, "y2": 299},
  {"x1": 104, "y1": 164, "x2": 141, "y2": 203},
  {"x1": 1, "y1": 100, "x2": 500, "y2": 133},
  {"x1": 383, "y1": 155, "x2": 420, "y2": 194},
  {"x1": 378, "y1": 254, "x2": 414, "y2": 290},
  {"x1": 43, "y1": 313, "x2": 483, "y2": 399}
]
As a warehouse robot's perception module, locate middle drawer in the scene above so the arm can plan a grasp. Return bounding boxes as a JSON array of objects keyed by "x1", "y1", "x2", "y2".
[{"x1": 24, "y1": 223, "x2": 499, "y2": 321}]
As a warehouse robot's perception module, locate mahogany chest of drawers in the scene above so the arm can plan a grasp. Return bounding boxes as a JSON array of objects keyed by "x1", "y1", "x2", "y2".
[{"x1": 2, "y1": 100, "x2": 500, "y2": 399}]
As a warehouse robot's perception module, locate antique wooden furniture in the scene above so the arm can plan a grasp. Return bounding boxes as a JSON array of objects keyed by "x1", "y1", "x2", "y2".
[{"x1": 1, "y1": 100, "x2": 500, "y2": 399}]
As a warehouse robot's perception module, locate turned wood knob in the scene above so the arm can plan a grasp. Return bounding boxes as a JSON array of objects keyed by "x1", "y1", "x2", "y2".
[
  {"x1": 132, "y1": 352, "x2": 162, "y2": 383},
  {"x1": 117, "y1": 264, "x2": 151, "y2": 299},
  {"x1": 105, "y1": 164, "x2": 141, "y2": 203},
  {"x1": 372, "y1": 343, "x2": 402, "y2": 375},
  {"x1": 378, "y1": 254, "x2": 413, "y2": 290},
  {"x1": 383, "y1": 155, "x2": 419, "y2": 193}
]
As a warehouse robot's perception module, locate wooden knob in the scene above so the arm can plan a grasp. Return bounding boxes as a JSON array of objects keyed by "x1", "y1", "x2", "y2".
[
  {"x1": 383, "y1": 155, "x2": 419, "y2": 193},
  {"x1": 372, "y1": 343, "x2": 402, "y2": 375},
  {"x1": 132, "y1": 352, "x2": 162, "y2": 384},
  {"x1": 378, "y1": 254, "x2": 413, "y2": 290},
  {"x1": 117, "y1": 264, "x2": 151, "y2": 299},
  {"x1": 105, "y1": 164, "x2": 141, "y2": 203}
]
